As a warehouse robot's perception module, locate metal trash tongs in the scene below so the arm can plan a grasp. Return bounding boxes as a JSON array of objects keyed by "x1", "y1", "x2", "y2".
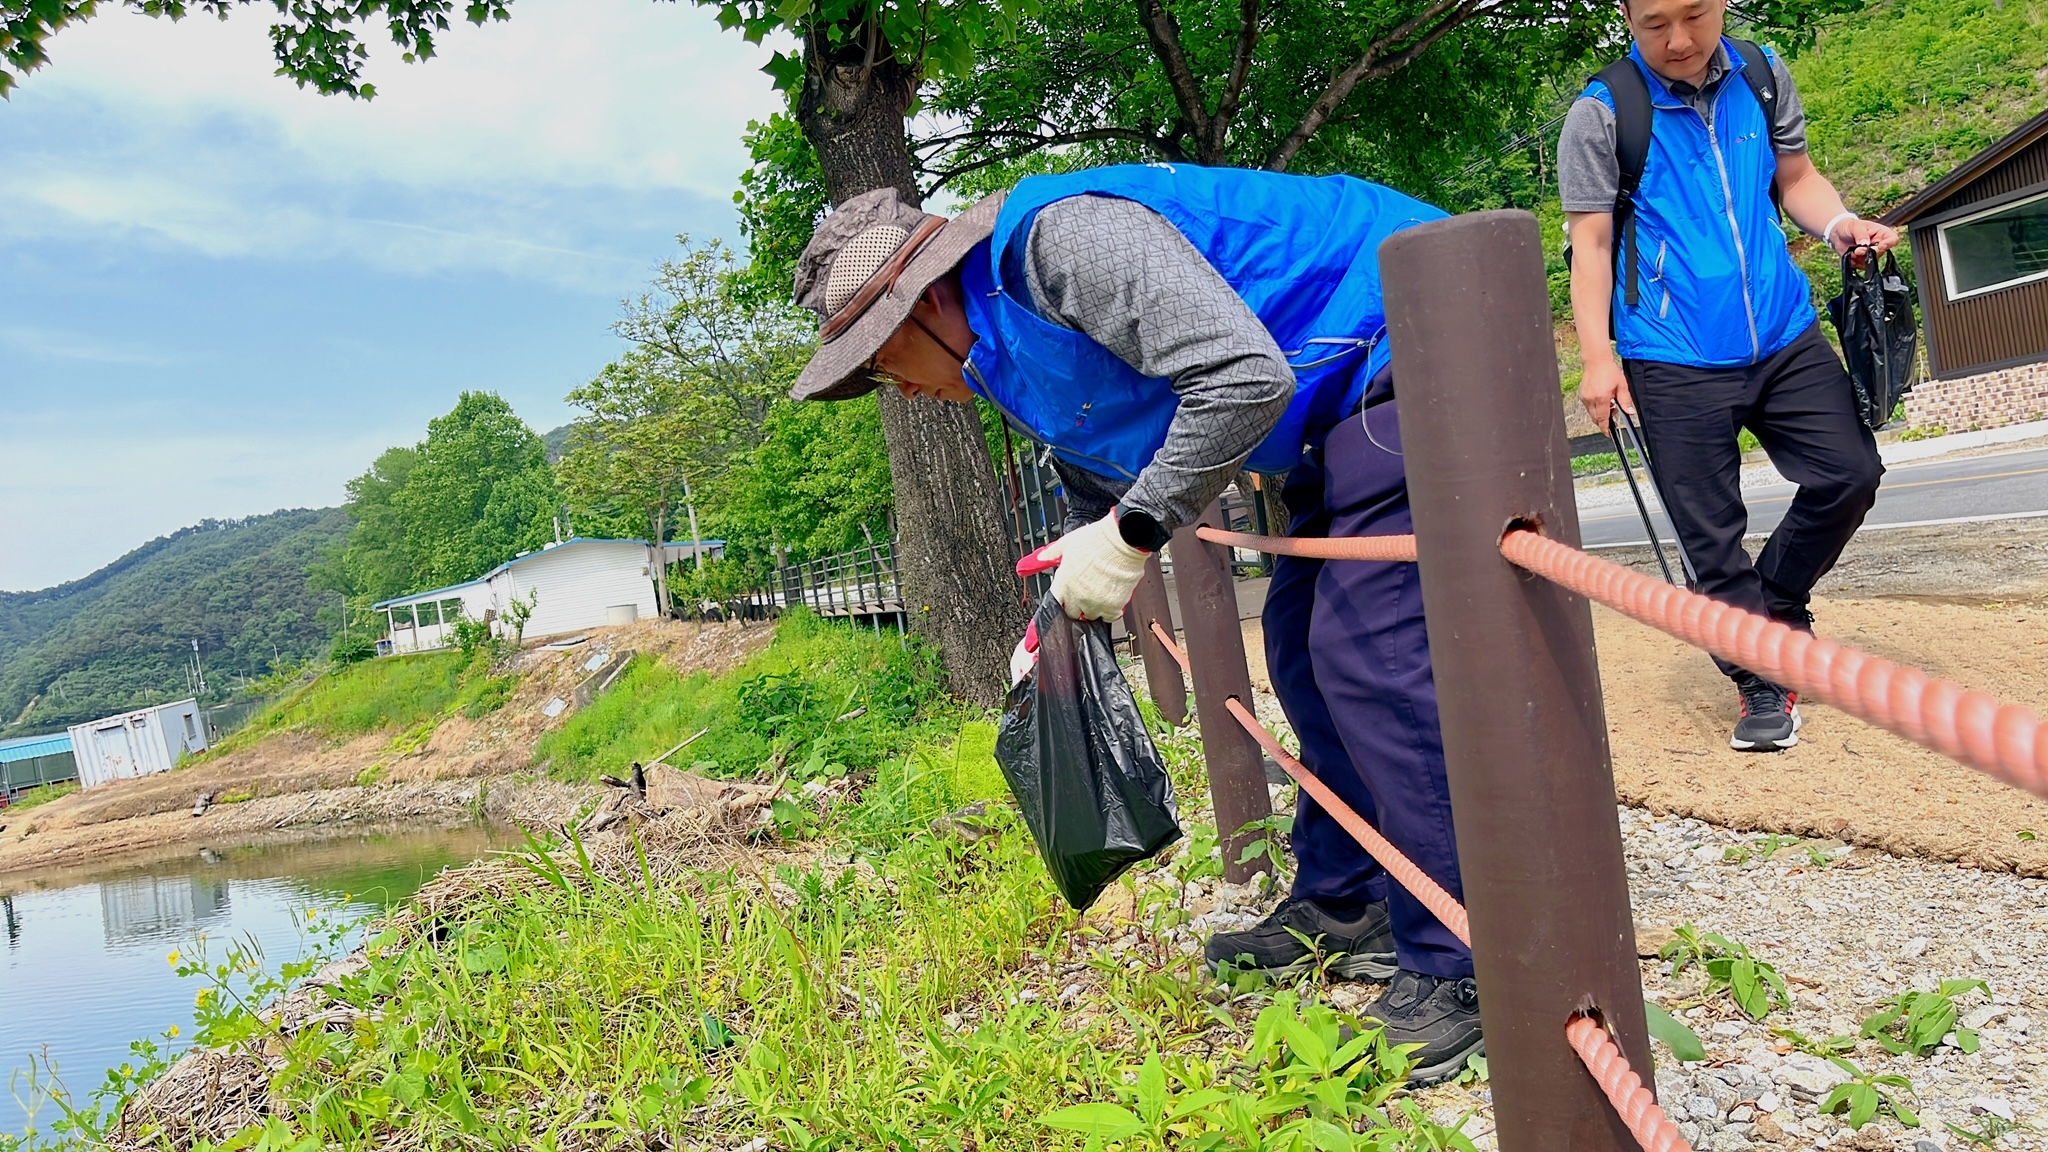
[{"x1": 1608, "y1": 405, "x2": 1697, "y2": 588}]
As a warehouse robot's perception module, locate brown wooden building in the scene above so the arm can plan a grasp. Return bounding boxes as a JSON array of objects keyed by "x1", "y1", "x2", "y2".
[{"x1": 1880, "y1": 110, "x2": 2048, "y2": 429}]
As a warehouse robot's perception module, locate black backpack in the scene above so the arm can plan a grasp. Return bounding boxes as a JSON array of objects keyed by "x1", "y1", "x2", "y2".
[
  {"x1": 1591, "y1": 39, "x2": 1782, "y2": 308},
  {"x1": 1827, "y1": 248, "x2": 1918, "y2": 429}
]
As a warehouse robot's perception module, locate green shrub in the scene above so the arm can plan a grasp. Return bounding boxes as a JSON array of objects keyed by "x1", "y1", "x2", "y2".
[
  {"x1": 329, "y1": 631, "x2": 377, "y2": 666},
  {"x1": 226, "y1": 652, "x2": 469, "y2": 745},
  {"x1": 534, "y1": 610, "x2": 946, "y2": 783}
]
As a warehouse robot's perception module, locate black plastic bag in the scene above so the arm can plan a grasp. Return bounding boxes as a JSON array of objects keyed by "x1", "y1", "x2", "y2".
[
  {"x1": 995, "y1": 593, "x2": 1182, "y2": 910},
  {"x1": 1827, "y1": 248, "x2": 1918, "y2": 431}
]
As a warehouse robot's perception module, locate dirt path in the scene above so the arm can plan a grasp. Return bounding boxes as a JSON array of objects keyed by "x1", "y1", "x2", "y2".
[
  {"x1": 0, "y1": 618, "x2": 774, "y2": 877},
  {"x1": 1234, "y1": 518, "x2": 2048, "y2": 875}
]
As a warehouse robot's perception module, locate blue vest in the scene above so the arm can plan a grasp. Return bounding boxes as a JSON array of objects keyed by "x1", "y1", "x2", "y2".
[
  {"x1": 958, "y1": 164, "x2": 1444, "y2": 479},
  {"x1": 1585, "y1": 42, "x2": 1815, "y2": 367}
]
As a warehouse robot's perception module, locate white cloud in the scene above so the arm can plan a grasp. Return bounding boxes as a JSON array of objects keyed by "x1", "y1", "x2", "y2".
[
  {"x1": 23, "y1": 1, "x2": 786, "y2": 194},
  {"x1": 1, "y1": 1, "x2": 789, "y2": 285}
]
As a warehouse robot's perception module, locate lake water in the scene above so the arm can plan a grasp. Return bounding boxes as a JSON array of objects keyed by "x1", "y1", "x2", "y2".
[{"x1": 0, "y1": 826, "x2": 508, "y2": 1139}]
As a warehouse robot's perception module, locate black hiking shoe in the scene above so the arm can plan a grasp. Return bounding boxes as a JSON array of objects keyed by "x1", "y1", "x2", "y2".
[
  {"x1": 1366, "y1": 970, "x2": 1484, "y2": 1087},
  {"x1": 1731, "y1": 672, "x2": 1802, "y2": 751},
  {"x1": 1204, "y1": 898, "x2": 1397, "y2": 981}
]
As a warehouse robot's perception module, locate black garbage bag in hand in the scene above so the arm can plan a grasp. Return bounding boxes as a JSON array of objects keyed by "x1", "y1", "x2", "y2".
[
  {"x1": 995, "y1": 593, "x2": 1182, "y2": 910},
  {"x1": 1827, "y1": 247, "x2": 1918, "y2": 431}
]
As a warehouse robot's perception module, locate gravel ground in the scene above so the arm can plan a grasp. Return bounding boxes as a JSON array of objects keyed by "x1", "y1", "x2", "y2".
[{"x1": 1117, "y1": 681, "x2": 2048, "y2": 1151}]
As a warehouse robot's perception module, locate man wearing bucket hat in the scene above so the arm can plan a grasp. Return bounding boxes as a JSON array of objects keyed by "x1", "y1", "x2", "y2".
[{"x1": 791, "y1": 164, "x2": 1481, "y2": 1085}]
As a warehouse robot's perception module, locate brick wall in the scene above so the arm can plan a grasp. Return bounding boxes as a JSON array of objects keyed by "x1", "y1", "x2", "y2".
[{"x1": 1903, "y1": 359, "x2": 2048, "y2": 431}]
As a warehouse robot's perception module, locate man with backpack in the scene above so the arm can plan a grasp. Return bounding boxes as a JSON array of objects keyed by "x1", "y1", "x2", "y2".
[{"x1": 1560, "y1": 0, "x2": 1899, "y2": 751}]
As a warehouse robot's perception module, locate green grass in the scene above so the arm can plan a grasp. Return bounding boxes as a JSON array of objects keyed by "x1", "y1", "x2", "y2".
[
  {"x1": 2, "y1": 781, "x2": 78, "y2": 813},
  {"x1": 213, "y1": 651, "x2": 519, "y2": 756},
  {"x1": 534, "y1": 609, "x2": 948, "y2": 784},
  {"x1": 12, "y1": 683, "x2": 1476, "y2": 1152}
]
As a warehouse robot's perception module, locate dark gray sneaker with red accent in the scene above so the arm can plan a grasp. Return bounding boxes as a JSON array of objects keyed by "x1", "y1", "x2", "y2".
[
  {"x1": 1204, "y1": 898, "x2": 1398, "y2": 981},
  {"x1": 1367, "y1": 970, "x2": 1484, "y2": 1086},
  {"x1": 1731, "y1": 672, "x2": 1802, "y2": 751}
]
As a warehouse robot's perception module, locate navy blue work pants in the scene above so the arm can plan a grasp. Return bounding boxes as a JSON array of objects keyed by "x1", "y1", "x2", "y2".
[{"x1": 1263, "y1": 400, "x2": 1472, "y2": 979}]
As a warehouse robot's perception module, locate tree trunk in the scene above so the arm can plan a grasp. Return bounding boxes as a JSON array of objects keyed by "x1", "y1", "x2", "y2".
[{"x1": 796, "y1": 28, "x2": 1024, "y2": 706}]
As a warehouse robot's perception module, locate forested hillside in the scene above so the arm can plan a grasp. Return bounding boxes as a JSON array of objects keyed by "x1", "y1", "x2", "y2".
[{"x1": 0, "y1": 509, "x2": 351, "y2": 737}]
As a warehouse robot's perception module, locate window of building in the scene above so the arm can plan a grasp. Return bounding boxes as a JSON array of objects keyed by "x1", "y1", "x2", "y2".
[{"x1": 1940, "y1": 189, "x2": 2048, "y2": 300}]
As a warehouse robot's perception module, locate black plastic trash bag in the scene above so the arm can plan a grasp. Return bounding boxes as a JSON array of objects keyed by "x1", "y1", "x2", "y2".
[
  {"x1": 1827, "y1": 247, "x2": 1918, "y2": 431},
  {"x1": 995, "y1": 593, "x2": 1182, "y2": 910}
]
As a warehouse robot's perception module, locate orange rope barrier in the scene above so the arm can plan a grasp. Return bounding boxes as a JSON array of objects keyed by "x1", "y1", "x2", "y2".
[
  {"x1": 1144, "y1": 621, "x2": 1472, "y2": 947},
  {"x1": 1500, "y1": 529, "x2": 2048, "y2": 801},
  {"x1": 1223, "y1": 697, "x2": 1473, "y2": 948},
  {"x1": 1152, "y1": 620, "x2": 1693, "y2": 1139},
  {"x1": 1194, "y1": 526, "x2": 1419, "y2": 562},
  {"x1": 1568, "y1": 1016, "x2": 1695, "y2": 1152}
]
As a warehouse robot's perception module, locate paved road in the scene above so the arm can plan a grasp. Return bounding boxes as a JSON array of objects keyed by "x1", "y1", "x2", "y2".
[{"x1": 1578, "y1": 444, "x2": 2048, "y2": 548}]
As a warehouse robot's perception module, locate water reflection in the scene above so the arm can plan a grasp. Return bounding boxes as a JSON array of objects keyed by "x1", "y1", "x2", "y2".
[
  {"x1": 99, "y1": 875, "x2": 234, "y2": 946},
  {"x1": 1, "y1": 826, "x2": 508, "y2": 1138}
]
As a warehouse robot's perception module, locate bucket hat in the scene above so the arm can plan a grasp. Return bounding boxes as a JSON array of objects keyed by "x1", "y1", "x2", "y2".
[{"x1": 790, "y1": 186, "x2": 1005, "y2": 401}]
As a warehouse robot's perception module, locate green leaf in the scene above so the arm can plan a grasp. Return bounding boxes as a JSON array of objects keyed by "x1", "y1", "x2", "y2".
[
  {"x1": 761, "y1": 50, "x2": 803, "y2": 91},
  {"x1": 1849, "y1": 1085, "x2": 1880, "y2": 1129},
  {"x1": 1038, "y1": 1103, "x2": 1143, "y2": 1138},
  {"x1": 384, "y1": 1066, "x2": 427, "y2": 1107},
  {"x1": 1644, "y1": 1000, "x2": 1708, "y2": 1062},
  {"x1": 461, "y1": 943, "x2": 509, "y2": 974},
  {"x1": 2019, "y1": 829, "x2": 2037, "y2": 841},
  {"x1": 1136, "y1": 1054, "x2": 1167, "y2": 1126},
  {"x1": 1958, "y1": 1028, "x2": 1981, "y2": 1054}
]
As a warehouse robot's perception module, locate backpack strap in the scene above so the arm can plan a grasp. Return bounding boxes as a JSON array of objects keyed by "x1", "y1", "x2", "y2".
[
  {"x1": 1727, "y1": 37, "x2": 1786, "y2": 216},
  {"x1": 1595, "y1": 57, "x2": 1653, "y2": 309}
]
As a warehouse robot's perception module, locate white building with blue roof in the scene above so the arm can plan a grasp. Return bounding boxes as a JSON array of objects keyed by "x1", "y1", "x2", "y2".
[{"x1": 371, "y1": 537, "x2": 723, "y2": 654}]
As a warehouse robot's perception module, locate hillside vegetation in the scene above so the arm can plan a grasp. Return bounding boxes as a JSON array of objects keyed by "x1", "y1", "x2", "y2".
[
  {"x1": 0, "y1": 509, "x2": 350, "y2": 738},
  {"x1": 1793, "y1": 0, "x2": 2048, "y2": 215}
]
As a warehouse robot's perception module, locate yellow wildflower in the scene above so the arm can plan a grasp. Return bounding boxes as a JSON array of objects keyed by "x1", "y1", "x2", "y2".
[
  {"x1": 167, "y1": 1025, "x2": 180, "y2": 1038},
  {"x1": 166, "y1": 950, "x2": 181, "y2": 966}
]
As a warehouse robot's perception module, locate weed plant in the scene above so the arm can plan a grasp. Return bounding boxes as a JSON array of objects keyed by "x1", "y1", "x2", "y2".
[
  {"x1": 1, "y1": 782, "x2": 78, "y2": 813},
  {"x1": 1660, "y1": 925, "x2": 1792, "y2": 1021},
  {"x1": 7, "y1": 634, "x2": 1480, "y2": 1152},
  {"x1": 535, "y1": 609, "x2": 947, "y2": 783}
]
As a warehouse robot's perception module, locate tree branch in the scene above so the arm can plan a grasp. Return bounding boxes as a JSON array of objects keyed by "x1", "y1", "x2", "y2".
[
  {"x1": 920, "y1": 126, "x2": 1177, "y2": 193},
  {"x1": 1210, "y1": 0, "x2": 1264, "y2": 157},
  {"x1": 1133, "y1": 0, "x2": 1212, "y2": 148},
  {"x1": 1264, "y1": 0, "x2": 1478, "y2": 172}
]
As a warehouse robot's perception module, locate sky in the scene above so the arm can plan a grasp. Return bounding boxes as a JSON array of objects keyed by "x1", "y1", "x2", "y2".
[{"x1": 0, "y1": 0, "x2": 786, "y2": 591}]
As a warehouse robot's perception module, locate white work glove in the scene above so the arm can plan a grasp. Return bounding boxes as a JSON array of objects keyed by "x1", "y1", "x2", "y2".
[
  {"x1": 1008, "y1": 622, "x2": 1039, "y2": 689},
  {"x1": 1042, "y1": 512, "x2": 1151, "y2": 622}
]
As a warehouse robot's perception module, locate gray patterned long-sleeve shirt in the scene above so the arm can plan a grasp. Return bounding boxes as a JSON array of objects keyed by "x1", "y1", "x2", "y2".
[{"x1": 1016, "y1": 195, "x2": 1294, "y2": 533}]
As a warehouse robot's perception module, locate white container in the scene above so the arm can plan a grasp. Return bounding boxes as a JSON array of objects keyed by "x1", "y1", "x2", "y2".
[
  {"x1": 68, "y1": 698, "x2": 208, "y2": 790},
  {"x1": 605, "y1": 604, "x2": 639, "y2": 627}
]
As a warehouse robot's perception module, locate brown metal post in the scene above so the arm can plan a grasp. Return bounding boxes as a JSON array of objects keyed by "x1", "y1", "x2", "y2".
[
  {"x1": 1168, "y1": 501, "x2": 1272, "y2": 883},
  {"x1": 1382, "y1": 210, "x2": 1647, "y2": 1151},
  {"x1": 1123, "y1": 554, "x2": 1189, "y2": 726}
]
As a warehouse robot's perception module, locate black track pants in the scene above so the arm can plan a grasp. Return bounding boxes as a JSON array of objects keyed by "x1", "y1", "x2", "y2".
[{"x1": 1625, "y1": 324, "x2": 1884, "y2": 680}]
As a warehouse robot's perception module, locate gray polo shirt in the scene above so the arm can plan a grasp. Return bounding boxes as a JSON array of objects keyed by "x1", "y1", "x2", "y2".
[
  {"x1": 1558, "y1": 44, "x2": 1809, "y2": 214},
  {"x1": 1015, "y1": 195, "x2": 1296, "y2": 533}
]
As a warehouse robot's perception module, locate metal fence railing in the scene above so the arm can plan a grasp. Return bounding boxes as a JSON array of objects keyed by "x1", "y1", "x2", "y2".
[{"x1": 778, "y1": 532, "x2": 907, "y2": 631}]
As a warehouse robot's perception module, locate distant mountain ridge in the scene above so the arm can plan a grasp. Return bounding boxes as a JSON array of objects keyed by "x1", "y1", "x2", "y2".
[{"x1": 0, "y1": 509, "x2": 352, "y2": 738}]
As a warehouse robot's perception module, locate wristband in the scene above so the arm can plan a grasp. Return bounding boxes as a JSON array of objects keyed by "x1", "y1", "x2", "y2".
[{"x1": 1822, "y1": 211, "x2": 1859, "y2": 244}]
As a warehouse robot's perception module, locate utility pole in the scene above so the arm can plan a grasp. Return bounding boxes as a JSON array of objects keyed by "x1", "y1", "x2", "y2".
[
  {"x1": 191, "y1": 638, "x2": 207, "y2": 696},
  {"x1": 680, "y1": 472, "x2": 706, "y2": 571}
]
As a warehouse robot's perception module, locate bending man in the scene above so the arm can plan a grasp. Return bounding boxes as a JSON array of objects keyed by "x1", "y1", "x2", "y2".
[{"x1": 788, "y1": 164, "x2": 1480, "y2": 1084}]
